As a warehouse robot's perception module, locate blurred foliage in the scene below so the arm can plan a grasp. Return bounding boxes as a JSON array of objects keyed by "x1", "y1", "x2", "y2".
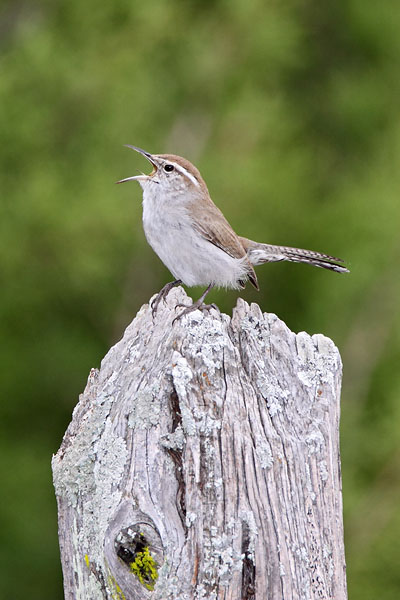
[{"x1": 1, "y1": 0, "x2": 399, "y2": 597}]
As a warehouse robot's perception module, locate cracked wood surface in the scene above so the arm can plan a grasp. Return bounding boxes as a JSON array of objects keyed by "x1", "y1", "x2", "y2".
[{"x1": 52, "y1": 287, "x2": 347, "y2": 600}]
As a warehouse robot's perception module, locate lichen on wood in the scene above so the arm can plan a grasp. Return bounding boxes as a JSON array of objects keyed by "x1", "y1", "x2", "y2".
[{"x1": 52, "y1": 287, "x2": 347, "y2": 600}]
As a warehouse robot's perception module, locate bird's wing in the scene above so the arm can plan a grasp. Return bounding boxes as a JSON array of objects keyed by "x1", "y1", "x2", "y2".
[
  {"x1": 193, "y1": 211, "x2": 246, "y2": 259},
  {"x1": 190, "y1": 203, "x2": 259, "y2": 289}
]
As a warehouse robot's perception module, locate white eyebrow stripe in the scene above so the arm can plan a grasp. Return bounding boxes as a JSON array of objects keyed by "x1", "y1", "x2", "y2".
[{"x1": 172, "y1": 162, "x2": 200, "y2": 187}]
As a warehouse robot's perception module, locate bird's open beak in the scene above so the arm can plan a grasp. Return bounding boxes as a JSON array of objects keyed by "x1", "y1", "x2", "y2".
[{"x1": 116, "y1": 145, "x2": 158, "y2": 184}]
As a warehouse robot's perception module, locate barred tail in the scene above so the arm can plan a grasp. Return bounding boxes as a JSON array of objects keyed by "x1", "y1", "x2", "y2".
[{"x1": 239, "y1": 238, "x2": 349, "y2": 274}]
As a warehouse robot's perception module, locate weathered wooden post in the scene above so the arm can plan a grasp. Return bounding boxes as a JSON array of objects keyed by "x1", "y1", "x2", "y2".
[{"x1": 52, "y1": 287, "x2": 347, "y2": 600}]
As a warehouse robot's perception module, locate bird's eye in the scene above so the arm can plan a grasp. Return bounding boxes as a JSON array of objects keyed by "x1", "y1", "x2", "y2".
[{"x1": 164, "y1": 164, "x2": 174, "y2": 172}]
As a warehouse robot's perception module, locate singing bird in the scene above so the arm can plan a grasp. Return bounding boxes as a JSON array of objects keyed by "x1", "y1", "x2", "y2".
[{"x1": 117, "y1": 146, "x2": 348, "y2": 319}]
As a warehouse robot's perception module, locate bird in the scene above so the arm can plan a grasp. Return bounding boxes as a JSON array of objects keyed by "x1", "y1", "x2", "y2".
[{"x1": 117, "y1": 146, "x2": 348, "y2": 320}]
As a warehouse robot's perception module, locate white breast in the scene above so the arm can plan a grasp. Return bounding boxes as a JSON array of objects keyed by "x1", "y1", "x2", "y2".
[{"x1": 141, "y1": 186, "x2": 248, "y2": 289}]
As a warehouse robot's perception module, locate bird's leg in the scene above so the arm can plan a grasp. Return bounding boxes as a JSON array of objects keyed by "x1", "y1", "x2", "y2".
[
  {"x1": 173, "y1": 283, "x2": 217, "y2": 323},
  {"x1": 151, "y1": 279, "x2": 182, "y2": 316}
]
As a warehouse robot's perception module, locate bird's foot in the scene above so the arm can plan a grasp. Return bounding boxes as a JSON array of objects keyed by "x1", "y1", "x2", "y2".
[
  {"x1": 151, "y1": 280, "x2": 182, "y2": 317},
  {"x1": 172, "y1": 301, "x2": 219, "y2": 325}
]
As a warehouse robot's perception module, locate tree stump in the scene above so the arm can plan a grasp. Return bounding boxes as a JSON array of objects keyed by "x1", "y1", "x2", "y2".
[{"x1": 52, "y1": 287, "x2": 347, "y2": 600}]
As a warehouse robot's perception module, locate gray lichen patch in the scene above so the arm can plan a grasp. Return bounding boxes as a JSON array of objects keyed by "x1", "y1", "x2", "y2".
[
  {"x1": 171, "y1": 353, "x2": 193, "y2": 394},
  {"x1": 171, "y1": 353, "x2": 197, "y2": 436},
  {"x1": 128, "y1": 388, "x2": 162, "y2": 430},
  {"x1": 52, "y1": 391, "x2": 117, "y2": 507},
  {"x1": 180, "y1": 311, "x2": 227, "y2": 375},
  {"x1": 319, "y1": 460, "x2": 329, "y2": 482},
  {"x1": 79, "y1": 430, "x2": 128, "y2": 567},
  {"x1": 199, "y1": 528, "x2": 244, "y2": 590},
  {"x1": 296, "y1": 332, "x2": 341, "y2": 394},
  {"x1": 254, "y1": 437, "x2": 273, "y2": 469},
  {"x1": 160, "y1": 424, "x2": 185, "y2": 451},
  {"x1": 305, "y1": 428, "x2": 325, "y2": 455},
  {"x1": 255, "y1": 372, "x2": 289, "y2": 416}
]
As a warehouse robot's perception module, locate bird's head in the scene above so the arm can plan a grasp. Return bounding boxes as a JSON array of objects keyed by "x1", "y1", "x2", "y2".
[{"x1": 116, "y1": 146, "x2": 207, "y2": 197}]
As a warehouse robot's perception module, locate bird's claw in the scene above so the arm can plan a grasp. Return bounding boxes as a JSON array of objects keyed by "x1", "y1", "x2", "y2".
[
  {"x1": 150, "y1": 280, "x2": 182, "y2": 318},
  {"x1": 172, "y1": 302, "x2": 218, "y2": 325}
]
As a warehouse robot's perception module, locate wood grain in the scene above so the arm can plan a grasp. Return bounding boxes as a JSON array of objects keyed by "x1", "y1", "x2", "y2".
[{"x1": 52, "y1": 287, "x2": 347, "y2": 600}]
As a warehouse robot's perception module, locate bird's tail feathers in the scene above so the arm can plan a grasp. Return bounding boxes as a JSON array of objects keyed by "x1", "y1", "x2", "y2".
[{"x1": 239, "y1": 238, "x2": 349, "y2": 274}]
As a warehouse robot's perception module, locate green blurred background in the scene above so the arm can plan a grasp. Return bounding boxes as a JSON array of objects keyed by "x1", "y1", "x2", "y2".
[{"x1": 1, "y1": 0, "x2": 399, "y2": 597}]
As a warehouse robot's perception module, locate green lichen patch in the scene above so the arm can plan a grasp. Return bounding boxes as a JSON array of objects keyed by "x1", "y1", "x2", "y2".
[
  {"x1": 129, "y1": 546, "x2": 158, "y2": 591},
  {"x1": 107, "y1": 573, "x2": 126, "y2": 600}
]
